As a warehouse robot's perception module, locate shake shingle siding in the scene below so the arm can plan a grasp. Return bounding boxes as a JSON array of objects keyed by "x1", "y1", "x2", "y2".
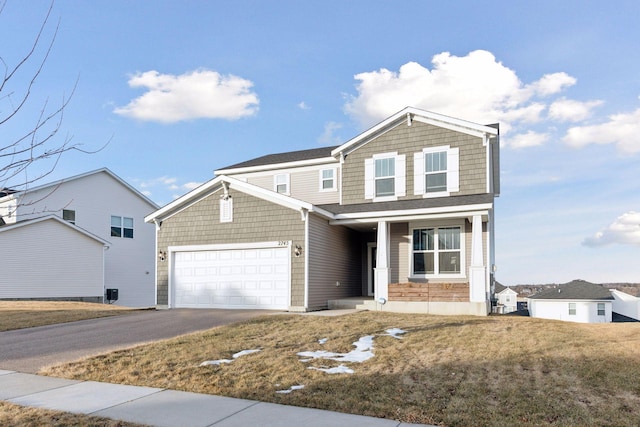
[
  {"x1": 341, "y1": 121, "x2": 487, "y2": 205},
  {"x1": 307, "y1": 213, "x2": 361, "y2": 309},
  {"x1": 156, "y1": 189, "x2": 305, "y2": 307}
]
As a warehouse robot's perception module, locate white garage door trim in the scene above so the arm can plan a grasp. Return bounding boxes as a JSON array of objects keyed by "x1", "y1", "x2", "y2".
[{"x1": 168, "y1": 241, "x2": 291, "y2": 310}]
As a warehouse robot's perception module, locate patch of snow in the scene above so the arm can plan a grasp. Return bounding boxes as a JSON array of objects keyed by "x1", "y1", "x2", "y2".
[
  {"x1": 318, "y1": 338, "x2": 328, "y2": 345},
  {"x1": 200, "y1": 348, "x2": 261, "y2": 367},
  {"x1": 297, "y1": 336, "x2": 375, "y2": 363},
  {"x1": 383, "y1": 328, "x2": 407, "y2": 339},
  {"x1": 276, "y1": 384, "x2": 305, "y2": 394},
  {"x1": 309, "y1": 364, "x2": 354, "y2": 374}
]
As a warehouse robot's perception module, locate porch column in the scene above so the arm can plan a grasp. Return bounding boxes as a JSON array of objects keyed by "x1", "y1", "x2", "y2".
[
  {"x1": 469, "y1": 214, "x2": 487, "y2": 302},
  {"x1": 375, "y1": 220, "x2": 390, "y2": 302}
]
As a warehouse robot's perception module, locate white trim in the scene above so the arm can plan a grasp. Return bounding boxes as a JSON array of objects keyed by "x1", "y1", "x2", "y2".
[
  {"x1": 330, "y1": 209, "x2": 490, "y2": 226},
  {"x1": 331, "y1": 204, "x2": 493, "y2": 221},
  {"x1": 303, "y1": 210, "x2": 309, "y2": 309},
  {"x1": 215, "y1": 156, "x2": 337, "y2": 175}
]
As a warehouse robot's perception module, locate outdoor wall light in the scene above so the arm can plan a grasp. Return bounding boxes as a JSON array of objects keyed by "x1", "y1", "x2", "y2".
[
  {"x1": 294, "y1": 245, "x2": 302, "y2": 257},
  {"x1": 377, "y1": 297, "x2": 387, "y2": 305},
  {"x1": 158, "y1": 250, "x2": 167, "y2": 261}
]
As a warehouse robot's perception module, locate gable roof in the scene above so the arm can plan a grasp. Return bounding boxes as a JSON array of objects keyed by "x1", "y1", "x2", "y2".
[
  {"x1": 332, "y1": 106, "x2": 499, "y2": 157},
  {"x1": 145, "y1": 175, "x2": 335, "y2": 224},
  {"x1": 0, "y1": 215, "x2": 110, "y2": 247},
  {"x1": 215, "y1": 146, "x2": 339, "y2": 175},
  {"x1": 529, "y1": 280, "x2": 614, "y2": 301},
  {"x1": 0, "y1": 168, "x2": 159, "y2": 209},
  {"x1": 495, "y1": 282, "x2": 516, "y2": 294}
]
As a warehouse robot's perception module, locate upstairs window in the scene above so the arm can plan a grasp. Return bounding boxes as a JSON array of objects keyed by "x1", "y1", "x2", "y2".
[
  {"x1": 364, "y1": 152, "x2": 405, "y2": 201},
  {"x1": 320, "y1": 168, "x2": 336, "y2": 191},
  {"x1": 274, "y1": 174, "x2": 289, "y2": 195},
  {"x1": 375, "y1": 157, "x2": 395, "y2": 197},
  {"x1": 111, "y1": 215, "x2": 134, "y2": 238},
  {"x1": 414, "y1": 146, "x2": 459, "y2": 197},
  {"x1": 63, "y1": 209, "x2": 76, "y2": 224}
]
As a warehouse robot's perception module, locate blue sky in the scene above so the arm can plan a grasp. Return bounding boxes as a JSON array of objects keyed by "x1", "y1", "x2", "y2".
[{"x1": 1, "y1": 0, "x2": 639, "y2": 285}]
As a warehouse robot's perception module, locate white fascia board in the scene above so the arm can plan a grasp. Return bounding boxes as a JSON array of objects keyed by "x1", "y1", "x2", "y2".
[
  {"x1": 331, "y1": 203, "x2": 493, "y2": 221},
  {"x1": 0, "y1": 214, "x2": 110, "y2": 247},
  {"x1": 214, "y1": 156, "x2": 337, "y2": 175},
  {"x1": 332, "y1": 107, "x2": 498, "y2": 156},
  {"x1": 145, "y1": 176, "x2": 223, "y2": 223},
  {"x1": 329, "y1": 207, "x2": 491, "y2": 225}
]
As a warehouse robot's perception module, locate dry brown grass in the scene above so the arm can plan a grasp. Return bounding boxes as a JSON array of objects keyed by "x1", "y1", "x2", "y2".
[
  {"x1": 42, "y1": 312, "x2": 640, "y2": 426},
  {"x1": 0, "y1": 401, "x2": 147, "y2": 427},
  {"x1": 0, "y1": 301, "x2": 139, "y2": 332}
]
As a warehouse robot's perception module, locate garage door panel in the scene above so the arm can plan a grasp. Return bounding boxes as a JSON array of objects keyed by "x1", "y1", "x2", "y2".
[{"x1": 173, "y1": 246, "x2": 289, "y2": 310}]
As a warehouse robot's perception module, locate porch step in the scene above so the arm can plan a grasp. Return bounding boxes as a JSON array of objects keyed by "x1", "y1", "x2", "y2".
[{"x1": 328, "y1": 297, "x2": 376, "y2": 311}]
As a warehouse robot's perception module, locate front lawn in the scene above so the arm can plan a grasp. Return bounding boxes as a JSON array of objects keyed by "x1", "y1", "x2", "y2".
[
  {"x1": 0, "y1": 301, "x2": 139, "y2": 332},
  {"x1": 42, "y1": 312, "x2": 640, "y2": 426}
]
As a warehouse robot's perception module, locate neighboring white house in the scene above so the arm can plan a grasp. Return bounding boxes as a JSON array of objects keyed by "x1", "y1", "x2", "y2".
[
  {"x1": 527, "y1": 280, "x2": 613, "y2": 323},
  {"x1": 0, "y1": 168, "x2": 159, "y2": 307},
  {"x1": 0, "y1": 215, "x2": 108, "y2": 301},
  {"x1": 611, "y1": 290, "x2": 640, "y2": 321},
  {"x1": 494, "y1": 282, "x2": 518, "y2": 313}
]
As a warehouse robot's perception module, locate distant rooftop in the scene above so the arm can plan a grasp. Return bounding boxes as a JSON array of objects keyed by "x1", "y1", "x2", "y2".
[
  {"x1": 217, "y1": 146, "x2": 339, "y2": 171},
  {"x1": 528, "y1": 280, "x2": 614, "y2": 300}
]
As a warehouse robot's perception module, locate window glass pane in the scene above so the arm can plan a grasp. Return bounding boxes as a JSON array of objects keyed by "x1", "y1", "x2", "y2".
[
  {"x1": 111, "y1": 216, "x2": 121, "y2": 227},
  {"x1": 123, "y1": 217, "x2": 134, "y2": 228},
  {"x1": 322, "y1": 179, "x2": 333, "y2": 189},
  {"x1": 426, "y1": 151, "x2": 447, "y2": 172},
  {"x1": 111, "y1": 227, "x2": 122, "y2": 237},
  {"x1": 438, "y1": 227, "x2": 460, "y2": 250},
  {"x1": 413, "y1": 253, "x2": 434, "y2": 274},
  {"x1": 426, "y1": 173, "x2": 447, "y2": 192},
  {"x1": 375, "y1": 158, "x2": 394, "y2": 178},
  {"x1": 439, "y1": 252, "x2": 460, "y2": 273},
  {"x1": 63, "y1": 209, "x2": 75, "y2": 223},
  {"x1": 375, "y1": 177, "x2": 395, "y2": 197},
  {"x1": 322, "y1": 169, "x2": 333, "y2": 179},
  {"x1": 413, "y1": 229, "x2": 434, "y2": 251},
  {"x1": 123, "y1": 228, "x2": 134, "y2": 238},
  {"x1": 597, "y1": 303, "x2": 605, "y2": 315},
  {"x1": 276, "y1": 184, "x2": 287, "y2": 193},
  {"x1": 569, "y1": 303, "x2": 576, "y2": 315}
]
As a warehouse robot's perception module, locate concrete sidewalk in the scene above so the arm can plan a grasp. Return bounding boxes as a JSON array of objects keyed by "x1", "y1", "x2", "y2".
[{"x1": 0, "y1": 370, "x2": 434, "y2": 427}]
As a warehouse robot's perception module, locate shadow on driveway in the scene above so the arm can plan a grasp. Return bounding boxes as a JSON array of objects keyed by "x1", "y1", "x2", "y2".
[{"x1": 0, "y1": 309, "x2": 271, "y2": 373}]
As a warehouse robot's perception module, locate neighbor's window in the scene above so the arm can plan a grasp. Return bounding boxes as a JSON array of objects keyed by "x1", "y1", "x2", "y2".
[
  {"x1": 412, "y1": 226, "x2": 461, "y2": 275},
  {"x1": 375, "y1": 157, "x2": 395, "y2": 197},
  {"x1": 568, "y1": 303, "x2": 576, "y2": 316},
  {"x1": 425, "y1": 151, "x2": 447, "y2": 193},
  {"x1": 63, "y1": 209, "x2": 76, "y2": 224},
  {"x1": 274, "y1": 174, "x2": 289, "y2": 194},
  {"x1": 320, "y1": 168, "x2": 335, "y2": 190},
  {"x1": 111, "y1": 215, "x2": 134, "y2": 238},
  {"x1": 597, "y1": 302, "x2": 605, "y2": 316}
]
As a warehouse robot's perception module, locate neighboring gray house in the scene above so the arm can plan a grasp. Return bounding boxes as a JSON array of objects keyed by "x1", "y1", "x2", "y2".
[
  {"x1": 528, "y1": 280, "x2": 614, "y2": 323},
  {"x1": 145, "y1": 107, "x2": 500, "y2": 315},
  {"x1": 0, "y1": 169, "x2": 159, "y2": 307}
]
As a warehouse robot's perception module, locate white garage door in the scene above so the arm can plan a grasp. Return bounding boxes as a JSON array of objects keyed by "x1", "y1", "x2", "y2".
[{"x1": 172, "y1": 246, "x2": 289, "y2": 309}]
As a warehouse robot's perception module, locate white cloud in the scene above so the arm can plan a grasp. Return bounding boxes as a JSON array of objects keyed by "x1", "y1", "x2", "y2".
[
  {"x1": 343, "y1": 50, "x2": 586, "y2": 148},
  {"x1": 297, "y1": 101, "x2": 310, "y2": 110},
  {"x1": 583, "y1": 211, "x2": 640, "y2": 247},
  {"x1": 508, "y1": 131, "x2": 549, "y2": 148},
  {"x1": 317, "y1": 121, "x2": 344, "y2": 145},
  {"x1": 548, "y1": 98, "x2": 603, "y2": 122},
  {"x1": 114, "y1": 69, "x2": 259, "y2": 123},
  {"x1": 183, "y1": 181, "x2": 202, "y2": 190},
  {"x1": 563, "y1": 108, "x2": 640, "y2": 153}
]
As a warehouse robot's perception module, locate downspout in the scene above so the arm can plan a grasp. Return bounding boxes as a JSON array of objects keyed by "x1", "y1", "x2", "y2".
[
  {"x1": 153, "y1": 219, "x2": 161, "y2": 307},
  {"x1": 302, "y1": 209, "x2": 309, "y2": 311}
]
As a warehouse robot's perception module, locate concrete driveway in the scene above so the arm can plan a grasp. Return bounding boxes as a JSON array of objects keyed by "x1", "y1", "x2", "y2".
[{"x1": 0, "y1": 309, "x2": 271, "y2": 373}]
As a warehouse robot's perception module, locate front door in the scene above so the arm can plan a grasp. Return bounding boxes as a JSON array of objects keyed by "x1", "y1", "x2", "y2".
[{"x1": 367, "y1": 244, "x2": 376, "y2": 296}]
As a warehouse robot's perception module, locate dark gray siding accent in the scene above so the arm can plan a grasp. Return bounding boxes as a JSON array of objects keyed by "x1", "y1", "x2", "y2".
[
  {"x1": 156, "y1": 189, "x2": 305, "y2": 307},
  {"x1": 491, "y1": 136, "x2": 500, "y2": 195},
  {"x1": 341, "y1": 120, "x2": 486, "y2": 205},
  {"x1": 307, "y1": 213, "x2": 361, "y2": 309}
]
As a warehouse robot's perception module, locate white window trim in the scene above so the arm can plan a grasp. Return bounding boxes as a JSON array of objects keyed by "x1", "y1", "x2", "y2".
[
  {"x1": 319, "y1": 168, "x2": 337, "y2": 192},
  {"x1": 274, "y1": 173, "x2": 290, "y2": 195},
  {"x1": 365, "y1": 152, "x2": 405, "y2": 202},
  {"x1": 408, "y1": 219, "x2": 466, "y2": 280},
  {"x1": 219, "y1": 197, "x2": 233, "y2": 223},
  {"x1": 414, "y1": 146, "x2": 459, "y2": 198}
]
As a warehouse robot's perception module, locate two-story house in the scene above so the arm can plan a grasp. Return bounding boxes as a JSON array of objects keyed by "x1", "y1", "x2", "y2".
[
  {"x1": 145, "y1": 107, "x2": 500, "y2": 315},
  {"x1": 0, "y1": 168, "x2": 159, "y2": 307}
]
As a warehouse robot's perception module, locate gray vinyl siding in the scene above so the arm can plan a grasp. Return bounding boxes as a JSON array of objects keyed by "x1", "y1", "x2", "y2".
[
  {"x1": 0, "y1": 219, "x2": 104, "y2": 299},
  {"x1": 307, "y1": 213, "x2": 361, "y2": 309},
  {"x1": 156, "y1": 189, "x2": 305, "y2": 307},
  {"x1": 341, "y1": 120, "x2": 487, "y2": 205},
  {"x1": 241, "y1": 167, "x2": 340, "y2": 205},
  {"x1": 491, "y1": 137, "x2": 500, "y2": 195}
]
